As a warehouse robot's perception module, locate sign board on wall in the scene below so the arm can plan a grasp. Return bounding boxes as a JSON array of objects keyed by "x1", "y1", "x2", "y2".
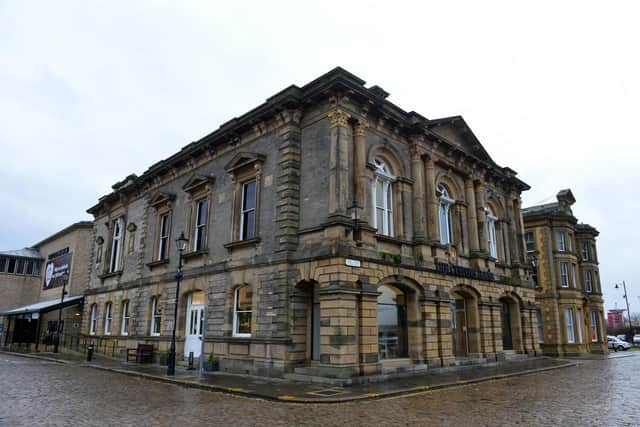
[{"x1": 44, "y1": 251, "x2": 72, "y2": 290}]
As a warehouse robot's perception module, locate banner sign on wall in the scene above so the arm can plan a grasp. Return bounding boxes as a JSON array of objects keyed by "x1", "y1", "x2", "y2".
[{"x1": 44, "y1": 251, "x2": 72, "y2": 289}]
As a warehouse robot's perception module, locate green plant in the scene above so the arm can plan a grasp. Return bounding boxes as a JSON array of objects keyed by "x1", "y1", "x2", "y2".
[
  {"x1": 207, "y1": 352, "x2": 216, "y2": 364},
  {"x1": 413, "y1": 255, "x2": 424, "y2": 266},
  {"x1": 391, "y1": 254, "x2": 402, "y2": 265},
  {"x1": 498, "y1": 276, "x2": 512, "y2": 285}
]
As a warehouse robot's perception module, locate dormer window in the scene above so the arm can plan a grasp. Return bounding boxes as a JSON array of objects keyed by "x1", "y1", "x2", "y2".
[
  {"x1": 437, "y1": 184, "x2": 454, "y2": 245},
  {"x1": 372, "y1": 158, "x2": 395, "y2": 236}
]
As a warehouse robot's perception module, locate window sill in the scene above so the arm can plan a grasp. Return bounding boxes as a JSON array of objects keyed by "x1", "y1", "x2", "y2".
[
  {"x1": 224, "y1": 237, "x2": 261, "y2": 251},
  {"x1": 98, "y1": 270, "x2": 122, "y2": 280},
  {"x1": 183, "y1": 249, "x2": 209, "y2": 261},
  {"x1": 146, "y1": 259, "x2": 170, "y2": 269},
  {"x1": 374, "y1": 234, "x2": 411, "y2": 245}
]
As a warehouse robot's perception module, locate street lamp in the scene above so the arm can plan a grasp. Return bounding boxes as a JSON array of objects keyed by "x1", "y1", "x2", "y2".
[
  {"x1": 614, "y1": 281, "x2": 632, "y2": 332},
  {"x1": 167, "y1": 231, "x2": 189, "y2": 376},
  {"x1": 347, "y1": 200, "x2": 362, "y2": 246},
  {"x1": 53, "y1": 274, "x2": 69, "y2": 353}
]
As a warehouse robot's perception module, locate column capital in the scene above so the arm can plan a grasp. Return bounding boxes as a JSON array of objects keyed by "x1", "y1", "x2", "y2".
[
  {"x1": 328, "y1": 109, "x2": 351, "y2": 128},
  {"x1": 353, "y1": 119, "x2": 369, "y2": 136}
]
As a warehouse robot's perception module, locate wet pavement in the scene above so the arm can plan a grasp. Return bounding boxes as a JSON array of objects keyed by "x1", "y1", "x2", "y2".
[
  {"x1": 0, "y1": 352, "x2": 638, "y2": 426},
  {"x1": 0, "y1": 350, "x2": 572, "y2": 402}
]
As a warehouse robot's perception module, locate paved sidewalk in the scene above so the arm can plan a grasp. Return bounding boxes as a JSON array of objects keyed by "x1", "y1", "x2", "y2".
[{"x1": 1, "y1": 349, "x2": 575, "y2": 403}]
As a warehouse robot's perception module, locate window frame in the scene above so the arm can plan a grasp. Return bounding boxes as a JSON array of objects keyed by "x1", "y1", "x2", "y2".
[
  {"x1": 371, "y1": 158, "x2": 395, "y2": 237},
  {"x1": 486, "y1": 207, "x2": 498, "y2": 259},
  {"x1": 232, "y1": 285, "x2": 253, "y2": 338},
  {"x1": 437, "y1": 184, "x2": 454, "y2": 245},
  {"x1": 239, "y1": 180, "x2": 257, "y2": 241},
  {"x1": 584, "y1": 270, "x2": 593, "y2": 292},
  {"x1": 581, "y1": 241, "x2": 590, "y2": 261},
  {"x1": 556, "y1": 231, "x2": 566, "y2": 252},
  {"x1": 536, "y1": 309, "x2": 544, "y2": 343},
  {"x1": 89, "y1": 304, "x2": 97, "y2": 336},
  {"x1": 590, "y1": 311, "x2": 599, "y2": 342},
  {"x1": 121, "y1": 300, "x2": 130, "y2": 336},
  {"x1": 565, "y1": 308, "x2": 575, "y2": 344},
  {"x1": 560, "y1": 262, "x2": 570, "y2": 288},
  {"x1": 193, "y1": 197, "x2": 209, "y2": 252},
  {"x1": 104, "y1": 302, "x2": 112, "y2": 335},
  {"x1": 525, "y1": 231, "x2": 535, "y2": 253},
  {"x1": 109, "y1": 217, "x2": 124, "y2": 273},
  {"x1": 157, "y1": 213, "x2": 171, "y2": 261},
  {"x1": 150, "y1": 296, "x2": 161, "y2": 336}
]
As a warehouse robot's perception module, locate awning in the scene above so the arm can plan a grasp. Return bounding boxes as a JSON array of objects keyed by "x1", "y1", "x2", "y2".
[{"x1": 0, "y1": 295, "x2": 84, "y2": 316}]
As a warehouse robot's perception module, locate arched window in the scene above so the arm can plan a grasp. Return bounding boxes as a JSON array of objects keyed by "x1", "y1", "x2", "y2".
[
  {"x1": 437, "y1": 184, "x2": 454, "y2": 245},
  {"x1": 150, "y1": 297, "x2": 161, "y2": 336},
  {"x1": 486, "y1": 207, "x2": 498, "y2": 258},
  {"x1": 109, "y1": 218, "x2": 123, "y2": 273},
  {"x1": 89, "y1": 304, "x2": 97, "y2": 335},
  {"x1": 104, "y1": 302, "x2": 112, "y2": 335},
  {"x1": 121, "y1": 300, "x2": 130, "y2": 336},
  {"x1": 377, "y1": 284, "x2": 407, "y2": 359},
  {"x1": 371, "y1": 157, "x2": 395, "y2": 236},
  {"x1": 233, "y1": 285, "x2": 252, "y2": 337}
]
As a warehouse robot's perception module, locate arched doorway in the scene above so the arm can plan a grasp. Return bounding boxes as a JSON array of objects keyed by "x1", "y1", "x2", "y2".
[
  {"x1": 501, "y1": 300, "x2": 513, "y2": 350},
  {"x1": 377, "y1": 284, "x2": 408, "y2": 360},
  {"x1": 184, "y1": 290, "x2": 206, "y2": 358},
  {"x1": 450, "y1": 292, "x2": 469, "y2": 356}
]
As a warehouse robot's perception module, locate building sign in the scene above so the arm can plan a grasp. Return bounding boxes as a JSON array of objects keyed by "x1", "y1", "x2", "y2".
[
  {"x1": 44, "y1": 251, "x2": 72, "y2": 289},
  {"x1": 435, "y1": 261, "x2": 495, "y2": 282}
]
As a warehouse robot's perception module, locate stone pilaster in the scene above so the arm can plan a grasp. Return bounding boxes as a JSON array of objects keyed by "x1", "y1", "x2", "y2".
[
  {"x1": 411, "y1": 151, "x2": 426, "y2": 242},
  {"x1": 319, "y1": 289, "x2": 359, "y2": 378},
  {"x1": 275, "y1": 110, "x2": 302, "y2": 252},
  {"x1": 425, "y1": 158, "x2": 439, "y2": 243},
  {"x1": 475, "y1": 182, "x2": 487, "y2": 253},
  {"x1": 327, "y1": 109, "x2": 351, "y2": 218},
  {"x1": 436, "y1": 299, "x2": 455, "y2": 366},
  {"x1": 422, "y1": 298, "x2": 442, "y2": 366},
  {"x1": 358, "y1": 292, "x2": 379, "y2": 375},
  {"x1": 353, "y1": 119, "x2": 369, "y2": 224},
  {"x1": 465, "y1": 177, "x2": 480, "y2": 253},
  {"x1": 501, "y1": 221, "x2": 511, "y2": 265},
  {"x1": 513, "y1": 198, "x2": 526, "y2": 264},
  {"x1": 507, "y1": 195, "x2": 519, "y2": 264}
]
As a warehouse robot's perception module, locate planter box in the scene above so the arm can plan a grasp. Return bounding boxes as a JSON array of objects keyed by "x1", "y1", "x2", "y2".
[{"x1": 203, "y1": 361, "x2": 218, "y2": 372}]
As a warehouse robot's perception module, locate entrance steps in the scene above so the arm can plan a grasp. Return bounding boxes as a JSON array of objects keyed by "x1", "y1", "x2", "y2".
[
  {"x1": 502, "y1": 350, "x2": 530, "y2": 362},
  {"x1": 452, "y1": 356, "x2": 487, "y2": 366}
]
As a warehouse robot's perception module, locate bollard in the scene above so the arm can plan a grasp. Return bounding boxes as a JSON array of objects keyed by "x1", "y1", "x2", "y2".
[
  {"x1": 188, "y1": 351, "x2": 194, "y2": 370},
  {"x1": 87, "y1": 345, "x2": 94, "y2": 362}
]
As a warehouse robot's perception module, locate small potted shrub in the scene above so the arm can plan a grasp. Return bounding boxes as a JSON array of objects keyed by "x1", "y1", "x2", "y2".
[{"x1": 203, "y1": 353, "x2": 218, "y2": 372}]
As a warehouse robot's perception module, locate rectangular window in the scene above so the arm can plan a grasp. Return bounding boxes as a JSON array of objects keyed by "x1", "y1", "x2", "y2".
[
  {"x1": 556, "y1": 231, "x2": 566, "y2": 252},
  {"x1": 24, "y1": 260, "x2": 34, "y2": 275},
  {"x1": 240, "y1": 180, "x2": 256, "y2": 241},
  {"x1": 158, "y1": 213, "x2": 170, "y2": 260},
  {"x1": 104, "y1": 303, "x2": 112, "y2": 335},
  {"x1": 194, "y1": 199, "x2": 208, "y2": 252},
  {"x1": 565, "y1": 308, "x2": 575, "y2": 343},
  {"x1": 109, "y1": 218, "x2": 123, "y2": 273},
  {"x1": 16, "y1": 259, "x2": 25, "y2": 275},
  {"x1": 560, "y1": 262, "x2": 569, "y2": 287},
  {"x1": 32, "y1": 262, "x2": 41, "y2": 276},
  {"x1": 536, "y1": 310, "x2": 544, "y2": 343},
  {"x1": 90, "y1": 305, "x2": 97, "y2": 335},
  {"x1": 590, "y1": 311, "x2": 599, "y2": 342},
  {"x1": 584, "y1": 271, "x2": 593, "y2": 292},
  {"x1": 233, "y1": 286, "x2": 252, "y2": 337},
  {"x1": 525, "y1": 231, "x2": 535, "y2": 253},
  {"x1": 576, "y1": 308, "x2": 583, "y2": 343},
  {"x1": 121, "y1": 301, "x2": 130, "y2": 336},
  {"x1": 7, "y1": 258, "x2": 16, "y2": 274},
  {"x1": 150, "y1": 297, "x2": 161, "y2": 336},
  {"x1": 581, "y1": 241, "x2": 590, "y2": 261}
]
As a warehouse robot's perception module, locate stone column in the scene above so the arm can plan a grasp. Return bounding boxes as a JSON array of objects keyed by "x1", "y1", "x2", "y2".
[
  {"x1": 437, "y1": 300, "x2": 454, "y2": 366},
  {"x1": 319, "y1": 289, "x2": 359, "y2": 378},
  {"x1": 513, "y1": 198, "x2": 526, "y2": 264},
  {"x1": 353, "y1": 119, "x2": 369, "y2": 224},
  {"x1": 501, "y1": 221, "x2": 511, "y2": 265},
  {"x1": 275, "y1": 110, "x2": 302, "y2": 252},
  {"x1": 465, "y1": 177, "x2": 480, "y2": 253},
  {"x1": 327, "y1": 109, "x2": 351, "y2": 217},
  {"x1": 425, "y1": 158, "x2": 440, "y2": 243},
  {"x1": 358, "y1": 291, "x2": 379, "y2": 375},
  {"x1": 422, "y1": 298, "x2": 441, "y2": 366},
  {"x1": 506, "y1": 196, "x2": 519, "y2": 264},
  {"x1": 411, "y1": 152, "x2": 426, "y2": 242},
  {"x1": 475, "y1": 182, "x2": 487, "y2": 253}
]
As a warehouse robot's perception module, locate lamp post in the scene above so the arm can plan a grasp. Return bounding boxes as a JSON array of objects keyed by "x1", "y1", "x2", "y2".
[
  {"x1": 615, "y1": 281, "x2": 632, "y2": 331},
  {"x1": 167, "y1": 231, "x2": 189, "y2": 376},
  {"x1": 53, "y1": 274, "x2": 69, "y2": 353},
  {"x1": 347, "y1": 200, "x2": 362, "y2": 246}
]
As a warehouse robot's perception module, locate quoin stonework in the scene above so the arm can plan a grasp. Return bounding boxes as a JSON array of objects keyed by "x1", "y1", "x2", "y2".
[
  {"x1": 76, "y1": 68, "x2": 548, "y2": 379},
  {"x1": 523, "y1": 190, "x2": 607, "y2": 356}
]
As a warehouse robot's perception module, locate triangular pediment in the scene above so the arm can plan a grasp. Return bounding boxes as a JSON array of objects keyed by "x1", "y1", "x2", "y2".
[
  {"x1": 182, "y1": 174, "x2": 215, "y2": 193},
  {"x1": 224, "y1": 152, "x2": 265, "y2": 173},
  {"x1": 429, "y1": 117, "x2": 495, "y2": 165},
  {"x1": 149, "y1": 191, "x2": 176, "y2": 208}
]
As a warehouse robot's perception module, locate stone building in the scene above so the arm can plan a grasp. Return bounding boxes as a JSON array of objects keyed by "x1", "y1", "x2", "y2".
[
  {"x1": 523, "y1": 190, "x2": 607, "y2": 355},
  {"x1": 83, "y1": 67, "x2": 540, "y2": 379},
  {"x1": 1, "y1": 221, "x2": 93, "y2": 347}
]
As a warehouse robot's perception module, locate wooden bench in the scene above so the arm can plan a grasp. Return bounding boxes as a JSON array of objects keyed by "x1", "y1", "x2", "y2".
[{"x1": 126, "y1": 344, "x2": 154, "y2": 363}]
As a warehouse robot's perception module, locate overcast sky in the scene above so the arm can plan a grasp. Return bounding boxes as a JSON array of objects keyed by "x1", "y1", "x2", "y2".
[{"x1": 1, "y1": 1, "x2": 638, "y2": 313}]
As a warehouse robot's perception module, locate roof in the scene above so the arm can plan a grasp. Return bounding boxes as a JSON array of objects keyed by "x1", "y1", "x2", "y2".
[
  {"x1": 33, "y1": 221, "x2": 93, "y2": 248},
  {"x1": 0, "y1": 295, "x2": 83, "y2": 316},
  {"x1": 522, "y1": 202, "x2": 563, "y2": 217},
  {"x1": 88, "y1": 67, "x2": 531, "y2": 215},
  {"x1": 0, "y1": 248, "x2": 44, "y2": 260}
]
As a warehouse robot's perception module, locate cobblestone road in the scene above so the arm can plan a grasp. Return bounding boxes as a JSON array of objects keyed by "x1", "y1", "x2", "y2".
[{"x1": 0, "y1": 353, "x2": 637, "y2": 426}]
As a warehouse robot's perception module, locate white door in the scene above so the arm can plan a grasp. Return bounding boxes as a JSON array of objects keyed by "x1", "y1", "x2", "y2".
[{"x1": 184, "y1": 292, "x2": 205, "y2": 358}]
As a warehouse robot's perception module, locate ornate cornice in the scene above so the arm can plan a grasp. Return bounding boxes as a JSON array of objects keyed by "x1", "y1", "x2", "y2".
[{"x1": 328, "y1": 109, "x2": 351, "y2": 128}]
